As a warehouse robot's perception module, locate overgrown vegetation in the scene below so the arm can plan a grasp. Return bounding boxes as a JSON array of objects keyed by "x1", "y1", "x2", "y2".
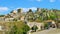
[
  {"x1": 25, "y1": 8, "x2": 60, "y2": 22},
  {"x1": 5, "y1": 21, "x2": 30, "y2": 34}
]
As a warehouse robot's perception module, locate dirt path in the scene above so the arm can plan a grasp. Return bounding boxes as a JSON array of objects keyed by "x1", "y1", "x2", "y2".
[{"x1": 32, "y1": 28, "x2": 60, "y2": 34}]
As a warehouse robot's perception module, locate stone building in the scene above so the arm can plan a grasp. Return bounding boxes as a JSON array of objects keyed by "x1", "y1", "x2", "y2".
[
  {"x1": 45, "y1": 20, "x2": 56, "y2": 28},
  {"x1": 27, "y1": 22, "x2": 44, "y2": 31}
]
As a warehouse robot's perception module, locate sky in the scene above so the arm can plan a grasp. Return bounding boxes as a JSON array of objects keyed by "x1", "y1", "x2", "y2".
[{"x1": 0, "y1": 0, "x2": 60, "y2": 15}]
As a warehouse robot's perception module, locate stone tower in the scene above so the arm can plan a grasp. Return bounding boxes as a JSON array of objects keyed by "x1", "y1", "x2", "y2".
[{"x1": 17, "y1": 8, "x2": 23, "y2": 20}]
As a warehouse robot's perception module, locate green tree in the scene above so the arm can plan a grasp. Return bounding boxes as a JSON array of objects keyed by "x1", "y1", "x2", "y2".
[
  {"x1": 9, "y1": 25, "x2": 17, "y2": 34},
  {"x1": 13, "y1": 18, "x2": 17, "y2": 21},
  {"x1": 9, "y1": 21, "x2": 30, "y2": 34},
  {"x1": 10, "y1": 10, "x2": 14, "y2": 13}
]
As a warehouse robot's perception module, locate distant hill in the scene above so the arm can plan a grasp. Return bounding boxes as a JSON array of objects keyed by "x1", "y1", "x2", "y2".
[{"x1": 0, "y1": 15, "x2": 4, "y2": 17}]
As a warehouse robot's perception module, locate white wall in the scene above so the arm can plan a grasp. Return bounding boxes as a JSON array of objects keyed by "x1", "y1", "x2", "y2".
[{"x1": 0, "y1": 26, "x2": 2, "y2": 31}]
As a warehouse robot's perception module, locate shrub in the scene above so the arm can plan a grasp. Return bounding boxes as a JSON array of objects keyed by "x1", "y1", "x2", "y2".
[
  {"x1": 44, "y1": 23, "x2": 49, "y2": 29},
  {"x1": 13, "y1": 18, "x2": 17, "y2": 21},
  {"x1": 31, "y1": 25, "x2": 38, "y2": 32},
  {"x1": 9, "y1": 21, "x2": 30, "y2": 34}
]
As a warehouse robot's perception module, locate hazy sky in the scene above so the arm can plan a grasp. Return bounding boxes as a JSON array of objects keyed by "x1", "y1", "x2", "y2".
[{"x1": 0, "y1": 0, "x2": 60, "y2": 15}]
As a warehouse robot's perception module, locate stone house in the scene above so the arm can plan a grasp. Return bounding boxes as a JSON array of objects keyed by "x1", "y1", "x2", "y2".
[
  {"x1": 44, "y1": 20, "x2": 56, "y2": 28},
  {"x1": 27, "y1": 22, "x2": 44, "y2": 31}
]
